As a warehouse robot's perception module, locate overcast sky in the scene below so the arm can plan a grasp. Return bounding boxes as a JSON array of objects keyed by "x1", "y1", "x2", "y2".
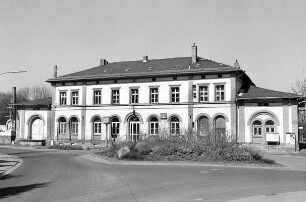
[{"x1": 0, "y1": 0, "x2": 305, "y2": 93}]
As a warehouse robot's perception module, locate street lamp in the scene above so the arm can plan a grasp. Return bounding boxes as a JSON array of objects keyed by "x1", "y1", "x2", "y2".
[{"x1": 0, "y1": 70, "x2": 27, "y2": 76}]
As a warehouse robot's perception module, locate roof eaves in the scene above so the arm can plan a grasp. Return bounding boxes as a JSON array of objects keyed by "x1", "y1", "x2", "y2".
[{"x1": 46, "y1": 67, "x2": 240, "y2": 83}]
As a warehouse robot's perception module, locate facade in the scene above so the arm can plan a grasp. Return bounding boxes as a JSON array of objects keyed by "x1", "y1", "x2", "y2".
[{"x1": 14, "y1": 44, "x2": 300, "y2": 146}]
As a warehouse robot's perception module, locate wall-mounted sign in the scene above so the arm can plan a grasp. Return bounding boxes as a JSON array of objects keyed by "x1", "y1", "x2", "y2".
[
  {"x1": 266, "y1": 133, "x2": 279, "y2": 142},
  {"x1": 102, "y1": 117, "x2": 110, "y2": 124},
  {"x1": 160, "y1": 113, "x2": 167, "y2": 119}
]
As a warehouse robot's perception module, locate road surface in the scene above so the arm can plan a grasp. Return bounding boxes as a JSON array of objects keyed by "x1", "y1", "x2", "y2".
[{"x1": 0, "y1": 147, "x2": 305, "y2": 202}]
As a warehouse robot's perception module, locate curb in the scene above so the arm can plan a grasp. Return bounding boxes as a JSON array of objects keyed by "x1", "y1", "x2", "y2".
[
  {"x1": 81, "y1": 154, "x2": 292, "y2": 170},
  {"x1": 0, "y1": 155, "x2": 23, "y2": 179}
]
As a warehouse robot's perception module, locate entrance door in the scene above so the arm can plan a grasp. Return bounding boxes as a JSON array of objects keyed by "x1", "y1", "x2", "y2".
[
  {"x1": 31, "y1": 118, "x2": 44, "y2": 140},
  {"x1": 129, "y1": 117, "x2": 140, "y2": 141}
]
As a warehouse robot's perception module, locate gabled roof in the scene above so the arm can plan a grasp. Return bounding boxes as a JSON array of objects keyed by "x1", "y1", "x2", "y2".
[
  {"x1": 14, "y1": 97, "x2": 52, "y2": 106},
  {"x1": 238, "y1": 85, "x2": 300, "y2": 100},
  {"x1": 47, "y1": 57, "x2": 246, "y2": 82}
]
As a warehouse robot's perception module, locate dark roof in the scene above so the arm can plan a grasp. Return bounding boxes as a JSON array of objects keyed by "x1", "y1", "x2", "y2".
[
  {"x1": 14, "y1": 97, "x2": 52, "y2": 106},
  {"x1": 238, "y1": 86, "x2": 300, "y2": 99},
  {"x1": 47, "y1": 57, "x2": 244, "y2": 82}
]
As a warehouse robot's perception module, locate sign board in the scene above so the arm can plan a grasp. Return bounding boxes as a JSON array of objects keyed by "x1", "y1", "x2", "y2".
[
  {"x1": 160, "y1": 113, "x2": 167, "y2": 119},
  {"x1": 266, "y1": 133, "x2": 279, "y2": 142},
  {"x1": 102, "y1": 117, "x2": 110, "y2": 124}
]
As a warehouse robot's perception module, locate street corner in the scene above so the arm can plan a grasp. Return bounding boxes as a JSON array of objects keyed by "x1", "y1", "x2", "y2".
[{"x1": 0, "y1": 153, "x2": 23, "y2": 179}]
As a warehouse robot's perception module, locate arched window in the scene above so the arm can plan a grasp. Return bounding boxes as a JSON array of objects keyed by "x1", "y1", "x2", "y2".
[
  {"x1": 93, "y1": 117, "x2": 101, "y2": 135},
  {"x1": 215, "y1": 116, "x2": 226, "y2": 137},
  {"x1": 129, "y1": 116, "x2": 140, "y2": 141},
  {"x1": 69, "y1": 117, "x2": 79, "y2": 135},
  {"x1": 58, "y1": 117, "x2": 67, "y2": 134},
  {"x1": 170, "y1": 116, "x2": 180, "y2": 135},
  {"x1": 253, "y1": 120, "x2": 262, "y2": 137},
  {"x1": 197, "y1": 116, "x2": 209, "y2": 136},
  {"x1": 265, "y1": 120, "x2": 275, "y2": 133},
  {"x1": 149, "y1": 116, "x2": 159, "y2": 135},
  {"x1": 111, "y1": 117, "x2": 120, "y2": 138}
]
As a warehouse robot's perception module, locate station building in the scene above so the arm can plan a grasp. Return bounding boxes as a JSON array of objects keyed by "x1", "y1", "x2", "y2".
[{"x1": 14, "y1": 44, "x2": 300, "y2": 146}]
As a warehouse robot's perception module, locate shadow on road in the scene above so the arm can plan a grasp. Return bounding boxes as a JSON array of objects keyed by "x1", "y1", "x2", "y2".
[
  {"x1": 0, "y1": 174, "x2": 22, "y2": 180},
  {"x1": 0, "y1": 182, "x2": 51, "y2": 199}
]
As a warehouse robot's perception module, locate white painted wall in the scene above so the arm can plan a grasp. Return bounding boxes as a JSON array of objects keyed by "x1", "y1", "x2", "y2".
[
  {"x1": 243, "y1": 106, "x2": 284, "y2": 143},
  {"x1": 23, "y1": 110, "x2": 49, "y2": 140}
]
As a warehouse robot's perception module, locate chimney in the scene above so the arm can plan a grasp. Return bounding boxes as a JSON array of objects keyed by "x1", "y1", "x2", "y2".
[
  {"x1": 191, "y1": 43, "x2": 197, "y2": 64},
  {"x1": 143, "y1": 56, "x2": 148, "y2": 63},
  {"x1": 234, "y1": 59, "x2": 240, "y2": 68},
  {"x1": 53, "y1": 65, "x2": 58, "y2": 78},
  {"x1": 100, "y1": 59, "x2": 108, "y2": 66}
]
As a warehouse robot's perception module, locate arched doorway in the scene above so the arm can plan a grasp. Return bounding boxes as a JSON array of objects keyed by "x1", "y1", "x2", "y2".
[
  {"x1": 31, "y1": 117, "x2": 44, "y2": 140},
  {"x1": 197, "y1": 116, "x2": 209, "y2": 136},
  {"x1": 214, "y1": 116, "x2": 226, "y2": 138},
  {"x1": 129, "y1": 116, "x2": 140, "y2": 141}
]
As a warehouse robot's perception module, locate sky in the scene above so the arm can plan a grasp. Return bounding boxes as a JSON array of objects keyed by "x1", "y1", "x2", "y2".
[{"x1": 0, "y1": 0, "x2": 305, "y2": 93}]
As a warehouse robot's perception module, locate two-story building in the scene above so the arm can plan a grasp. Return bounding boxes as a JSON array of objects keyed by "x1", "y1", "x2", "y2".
[{"x1": 14, "y1": 44, "x2": 300, "y2": 146}]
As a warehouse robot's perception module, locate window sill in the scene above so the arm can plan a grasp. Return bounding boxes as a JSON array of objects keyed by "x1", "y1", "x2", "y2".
[{"x1": 252, "y1": 136, "x2": 263, "y2": 138}]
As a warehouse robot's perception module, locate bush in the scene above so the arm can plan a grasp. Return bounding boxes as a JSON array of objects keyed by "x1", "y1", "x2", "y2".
[
  {"x1": 97, "y1": 130, "x2": 274, "y2": 165},
  {"x1": 48, "y1": 145, "x2": 83, "y2": 150},
  {"x1": 117, "y1": 146, "x2": 130, "y2": 159},
  {"x1": 135, "y1": 142, "x2": 152, "y2": 155}
]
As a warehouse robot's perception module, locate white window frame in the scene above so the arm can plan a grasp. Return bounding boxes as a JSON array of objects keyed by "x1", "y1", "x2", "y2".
[
  {"x1": 215, "y1": 85, "x2": 225, "y2": 101},
  {"x1": 170, "y1": 87, "x2": 180, "y2": 103},
  {"x1": 130, "y1": 88, "x2": 139, "y2": 104},
  {"x1": 149, "y1": 117, "x2": 159, "y2": 135},
  {"x1": 93, "y1": 120, "x2": 101, "y2": 134},
  {"x1": 71, "y1": 91, "x2": 79, "y2": 105},
  {"x1": 199, "y1": 85, "x2": 209, "y2": 102},
  {"x1": 59, "y1": 92, "x2": 67, "y2": 105},
  {"x1": 170, "y1": 117, "x2": 180, "y2": 135},
  {"x1": 150, "y1": 88, "x2": 159, "y2": 103},
  {"x1": 112, "y1": 89, "x2": 120, "y2": 104},
  {"x1": 93, "y1": 90, "x2": 102, "y2": 105}
]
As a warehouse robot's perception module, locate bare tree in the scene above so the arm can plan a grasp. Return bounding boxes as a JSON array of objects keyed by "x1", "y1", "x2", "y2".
[
  {"x1": 31, "y1": 85, "x2": 51, "y2": 100},
  {"x1": 292, "y1": 78, "x2": 306, "y2": 97},
  {"x1": 17, "y1": 87, "x2": 30, "y2": 102},
  {"x1": 0, "y1": 92, "x2": 11, "y2": 124}
]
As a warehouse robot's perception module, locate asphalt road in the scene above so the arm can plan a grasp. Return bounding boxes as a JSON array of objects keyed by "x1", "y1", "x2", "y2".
[{"x1": 0, "y1": 147, "x2": 305, "y2": 202}]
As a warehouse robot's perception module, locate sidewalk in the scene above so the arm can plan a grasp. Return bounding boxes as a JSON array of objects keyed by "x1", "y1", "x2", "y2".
[{"x1": 0, "y1": 153, "x2": 23, "y2": 179}]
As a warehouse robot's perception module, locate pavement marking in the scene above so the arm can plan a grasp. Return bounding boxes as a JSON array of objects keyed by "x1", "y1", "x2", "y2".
[
  {"x1": 194, "y1": 198, "x2": 203, "y2": 201},
  {"x1": 210, "y1": 168, "x2": 220, "y2": 171}
]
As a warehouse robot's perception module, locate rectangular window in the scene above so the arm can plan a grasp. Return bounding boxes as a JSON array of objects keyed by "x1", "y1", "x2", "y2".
[
  {"x1": 130, "y1": 89, "x2": 139, "y2": 104},
  {"x1": 93, "y1": 90, "x2": 102, "y2": 105},
  {"x1": 150, "y1": 122, "x2": 159, "y2": 135},
  {"x1": 59, "y1": 123, "x2": 66, "y2": 134},
  {"x1": 59, "y1": 92, "x2": 67, "y2": 105},
  {"x1": 215, "y1": 85, "x2": 225, "y2": 101},
  {"x1": 71, "y1": 122, "x2": 78, "y2": 134},
  {"x1": 71, "y1": 91, "x2": 79, "y2": 105},
  {"x1": 171, "y1": 87, "x2": 180, "y2": 103},
  {"x1": 192, "y1": 85, "x2": 197, "y2": 99},
  {"x1": 199, "y1": 86, "x2": 209, "y2": 102},
  {"x1": 111, "y1": 122, "x2": 120, "y2": 136},
  {"x1": 94, "y1": 122, "x2": 101, "y2": 134},
  {"x1": 112, "y1": 90, "x2": 120, "y2": 104},
  {"x1": 150, "y1": 88, "x2": 159, "y2": 103}
]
